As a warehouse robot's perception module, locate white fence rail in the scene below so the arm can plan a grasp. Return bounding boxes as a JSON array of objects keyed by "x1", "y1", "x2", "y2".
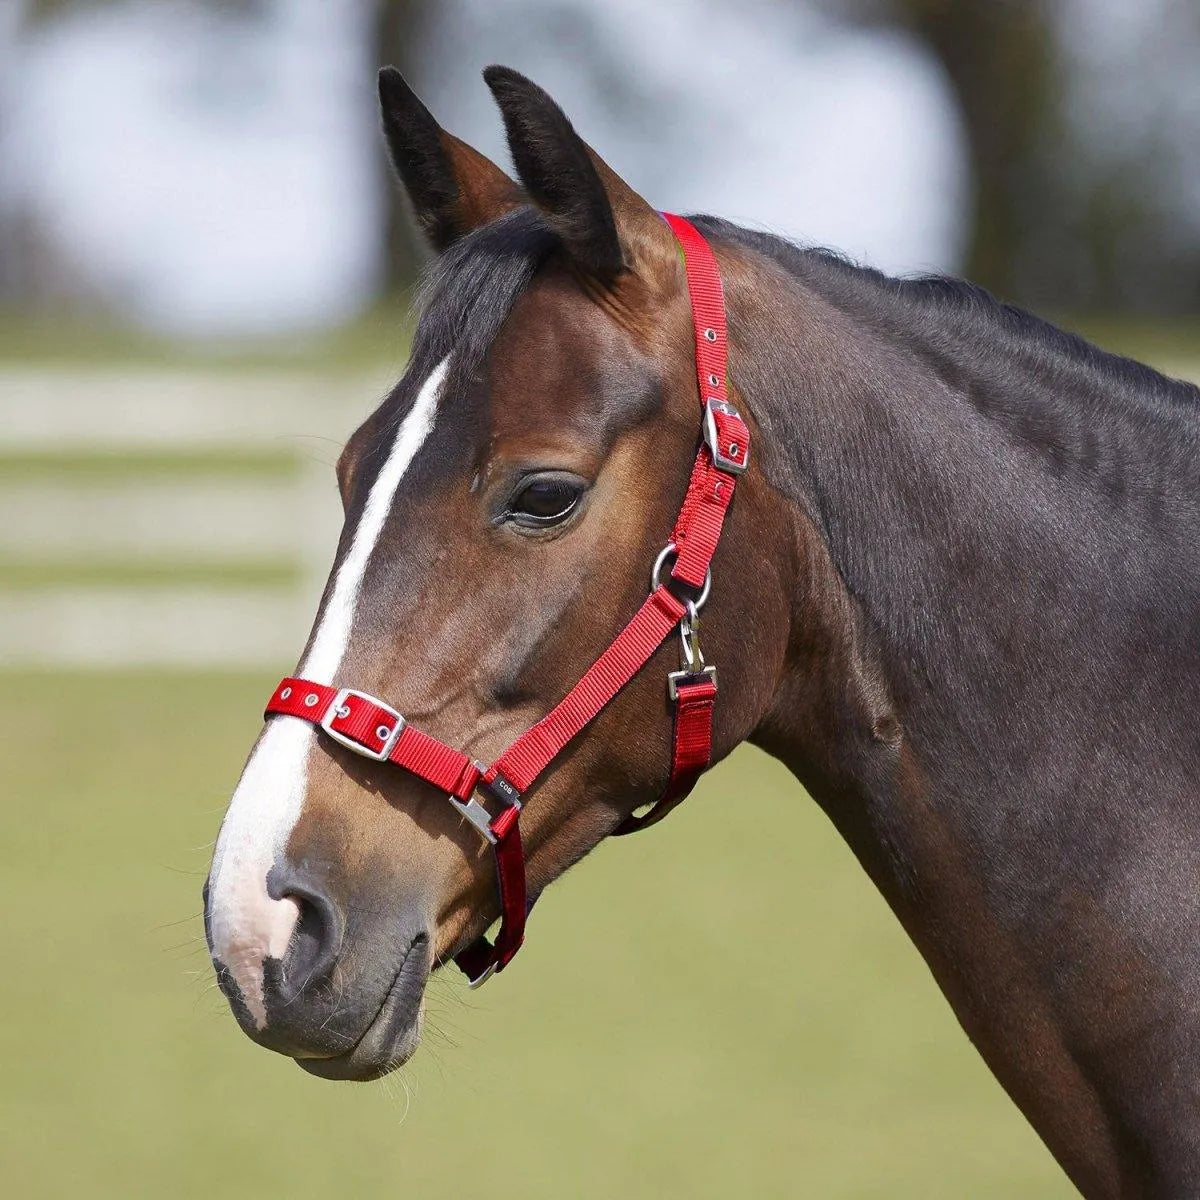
[
  {"x1": 2, "y1": 354, "x2": 1197, "y2": 670},
  {"x1": 0, "y1": 365, "x2": 395, "y2": 668}
]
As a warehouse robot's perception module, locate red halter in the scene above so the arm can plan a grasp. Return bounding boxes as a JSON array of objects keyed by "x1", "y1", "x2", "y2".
[{"x1": 264, "y1": 214, "x2": 749, "y2": 986}]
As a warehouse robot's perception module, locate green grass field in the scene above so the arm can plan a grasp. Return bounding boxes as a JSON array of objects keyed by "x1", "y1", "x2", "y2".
[
  {"x1": 1, "y1": 670, "x2": 1074, "y2": 1199},
  {"x1": 17, "y1": 312, "x2": 1185, "y2": 1195}
]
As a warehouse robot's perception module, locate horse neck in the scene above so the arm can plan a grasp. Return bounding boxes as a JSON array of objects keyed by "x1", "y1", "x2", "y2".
[{"x1": 724, "y1": 242, "x2": 1200, "y2": 1192}]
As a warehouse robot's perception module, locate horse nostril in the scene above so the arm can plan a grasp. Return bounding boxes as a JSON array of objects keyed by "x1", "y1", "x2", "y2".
[{"x1": 272, "y1": 880, "x2": 345, "y2": 999}]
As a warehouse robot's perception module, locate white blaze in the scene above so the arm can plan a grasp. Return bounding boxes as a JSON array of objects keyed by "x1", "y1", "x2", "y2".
[{"x1": 207, "y1": 357, "x2": 448, "y2": 1027}]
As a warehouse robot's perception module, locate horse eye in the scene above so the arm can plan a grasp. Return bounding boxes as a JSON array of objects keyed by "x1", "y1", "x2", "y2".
[{"x1": 508, "y1": 477, "x2": 583, "y2": 528}]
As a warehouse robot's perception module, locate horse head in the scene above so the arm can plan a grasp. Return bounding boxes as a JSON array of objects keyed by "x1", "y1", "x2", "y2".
[{"x1": 204, "y1": 67, "x2": 790, "y2": 1079}]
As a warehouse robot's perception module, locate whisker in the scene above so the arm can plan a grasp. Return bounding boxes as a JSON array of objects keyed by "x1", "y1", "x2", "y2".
[{"x1": 151, "y1": 912, "x2": 205, "y2": 932}]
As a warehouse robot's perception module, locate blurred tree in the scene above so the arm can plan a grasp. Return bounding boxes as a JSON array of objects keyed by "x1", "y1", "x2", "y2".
[
  {"x1": 22, "y1": 0, "x2": 264, "y2": 16},
  {"x1": 891, "y1": 2, "x2": 1056, "y2": 299},
  {"x1": 825, "y1": 0, "x2": 1068, "y2": 302},
  {"x1": 823, "y1": 0, "x2": 1200, "y2": 311},
  {"x1": 16, "y1": 0, "x2": 435, "y2": 297},
  {"x1": 8, "y1": 1, "x2": 1199, "y2": 316}
]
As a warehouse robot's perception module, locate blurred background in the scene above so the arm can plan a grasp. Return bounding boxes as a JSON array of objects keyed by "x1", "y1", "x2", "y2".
[{"x1": 2, "y1": 1, "x2": 1197, "y2": 1196}]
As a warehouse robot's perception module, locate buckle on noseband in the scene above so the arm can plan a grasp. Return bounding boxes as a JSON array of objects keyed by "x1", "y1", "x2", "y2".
[{"x1": 320, "y1": 688, "x2": 406, "y2": 761}]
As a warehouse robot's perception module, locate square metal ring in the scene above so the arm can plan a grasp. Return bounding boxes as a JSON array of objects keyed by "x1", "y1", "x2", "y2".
[{"x1": 667, "y1": 664, "x2": 718, "y2": 701}]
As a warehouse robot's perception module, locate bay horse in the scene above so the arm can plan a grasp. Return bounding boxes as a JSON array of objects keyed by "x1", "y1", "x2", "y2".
[{"x1": 204, "y1": 66, "x2": 1200, "y2": 1197}]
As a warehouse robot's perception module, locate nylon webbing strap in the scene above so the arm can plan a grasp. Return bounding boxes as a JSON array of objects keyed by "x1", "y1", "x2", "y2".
[
  {"x1": 266, "y1": 681, "x2": 481, "y2": 798},
  {"x1": 260, "y1": 214, "x2": 746, "y2": 987},
  {"x1": 661, "y1": 213, "x2": 747, "y2": 590},
  {"x1": 616, "y1": 674, "x2": 718, "y2": 835},
  {"x1": 490, "y1": 585, "x2": 687, "y2": 791}
]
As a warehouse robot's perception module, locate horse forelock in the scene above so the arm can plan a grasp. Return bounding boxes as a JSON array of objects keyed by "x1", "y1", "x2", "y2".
[{"x1": 413, "y1": 205, "x2": 558, "y2": 374}]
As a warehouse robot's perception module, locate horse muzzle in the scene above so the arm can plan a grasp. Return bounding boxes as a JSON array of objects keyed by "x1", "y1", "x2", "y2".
[{"x1": 203, "y1": 867, "x2": 433, "y2": 1080}]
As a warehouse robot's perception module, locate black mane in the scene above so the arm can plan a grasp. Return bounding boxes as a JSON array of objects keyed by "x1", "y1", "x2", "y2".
[
  {"x1": 416, "y1": 206, "x2": 1200, "y2": 450},
  {"x1": 412, "y1": 206, "x2": 557, "y2": 373}
]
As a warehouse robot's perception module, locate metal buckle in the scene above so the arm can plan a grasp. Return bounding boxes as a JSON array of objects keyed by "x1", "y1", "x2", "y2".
[
  {"x1": 320, "y1": 687, "x2": 405, "y2": 762},
  {"x1": 703, "y1": 398, "x2": 748, "y2": 475},
  {"x1": 466, "y1": 961, "x2": 498, "y2": 990},
  {"x1": 667, "y1": 664, "x2": 718, "y2": 701},
  {"x1": 449, "y1": 768, "x2": 521, "y2": 847},
  {"x1": 449, "y1": 795, "x2": 499, "y2": 845}
]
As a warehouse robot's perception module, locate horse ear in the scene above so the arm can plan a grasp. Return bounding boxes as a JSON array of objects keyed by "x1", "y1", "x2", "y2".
[
  {"x1": 378, "y1": 67, "x2": 522, "y2": 251},
  {"x1": 482, "y1": 65, "x2": 675, "y2": 285}
]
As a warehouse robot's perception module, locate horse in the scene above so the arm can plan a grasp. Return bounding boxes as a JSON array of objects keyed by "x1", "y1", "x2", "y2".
[{"x1": 204, "y1": 65, "x2": 1200, "y2": 1197}]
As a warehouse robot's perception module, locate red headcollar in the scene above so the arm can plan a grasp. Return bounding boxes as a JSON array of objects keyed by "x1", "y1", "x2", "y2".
[{"x1": 265, "y1": 214, "x2": 750, "y2": 986}]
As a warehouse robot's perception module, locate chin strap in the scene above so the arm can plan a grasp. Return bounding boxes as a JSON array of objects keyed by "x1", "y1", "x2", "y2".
[{"x1": 263, "y1": 214, "x2": 749, "y2": 986}]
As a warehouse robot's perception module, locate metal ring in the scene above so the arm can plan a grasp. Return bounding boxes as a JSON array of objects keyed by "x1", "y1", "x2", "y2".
[
  {"x1": 280, "y1": 687, "x2": 292, "y2": 700},
  {"x1": 650, "y1": 542, "x2": 712, "y2": 611},
  {"x1": 650, "y1": 542, "x2": 676, "y2": 592}
]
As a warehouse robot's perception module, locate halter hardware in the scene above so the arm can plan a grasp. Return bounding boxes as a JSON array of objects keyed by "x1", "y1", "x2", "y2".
[
  {"x1": 650, "y1": 542, "x2": 712, "y2": 610},
  {"x1": 449, "y1": 766, "x2": 522, "y2": 846},
  {"x1": 703, "y1": 398, "x2": 749, "y2": 475},
  {"x1": 320, "y1": 688, "x2": 405, "y2": 761},
  {"x1": 669, "y1": 602, "x2": 717, "y2": 700},
  {"x1": 448, "y1": 794, "x2": 500, "y2": 845},
  {"x1": 465, "y1": 960, "x2": 498, "y2": 990},
  {"x1": 262, "y1": 215, "x2": 747, "y2": 986}
]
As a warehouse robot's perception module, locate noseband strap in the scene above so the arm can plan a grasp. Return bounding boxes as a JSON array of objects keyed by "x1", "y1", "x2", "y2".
[{"x1": 263, "y1": 215, "x2": 749, "y2": 986}]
